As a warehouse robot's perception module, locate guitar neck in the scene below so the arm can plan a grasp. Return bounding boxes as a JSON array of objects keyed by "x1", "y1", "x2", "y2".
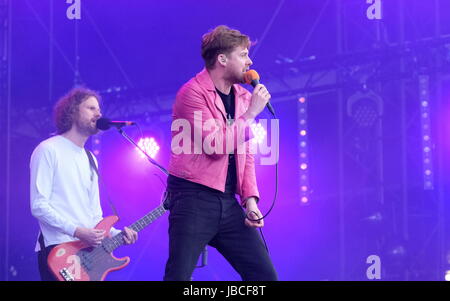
[
  {"x1": 129, "y1": 204, "x2": 166, "y2": 233},
  {"x1": 104, "y1": 204, "x2": 166, "y2": 252}
]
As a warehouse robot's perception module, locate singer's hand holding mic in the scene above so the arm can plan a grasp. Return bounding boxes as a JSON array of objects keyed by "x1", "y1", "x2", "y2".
[
  {"x1": 243, "y1": 69, "x2": 276, "y2": 119},
  {"x1": 245, "y1": 84, "x2": 270, "y2": 119}
]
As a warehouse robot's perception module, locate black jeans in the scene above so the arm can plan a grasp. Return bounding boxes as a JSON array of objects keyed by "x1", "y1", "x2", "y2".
[
  {"x1": 37, "y1": 244, "x2": 57, "y2": 281},
  {"x1": 163, "y1": 190, "x2": 278, "y2": 281}
]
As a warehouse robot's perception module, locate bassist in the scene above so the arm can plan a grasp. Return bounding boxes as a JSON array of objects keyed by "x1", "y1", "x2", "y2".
[{"x1": 30, "y1": 88, "x2": 138, "y2": 281}]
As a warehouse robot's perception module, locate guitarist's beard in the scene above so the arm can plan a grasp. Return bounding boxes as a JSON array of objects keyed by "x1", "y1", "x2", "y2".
[{"x1": 75, "y1": 118, "x2": 100, "y2": 137}]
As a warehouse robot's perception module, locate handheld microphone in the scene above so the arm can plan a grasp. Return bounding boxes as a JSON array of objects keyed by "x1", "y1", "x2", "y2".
[
  {"x1": 96, "y1": 117, "x2": 136, "y2": 130},
  {"x1": 244, "y1": 69, "x2": 276, "y2": 117}
]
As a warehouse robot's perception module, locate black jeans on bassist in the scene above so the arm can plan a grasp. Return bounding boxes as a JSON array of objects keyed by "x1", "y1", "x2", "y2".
[{"x1": 37, "y1": 244, "x2": 57, "y2": 281}]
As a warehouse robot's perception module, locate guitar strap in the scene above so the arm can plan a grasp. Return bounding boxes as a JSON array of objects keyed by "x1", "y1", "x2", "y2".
[
  {"x1": 38, "y1": 232, "x2": 46, "y2": 251},
  {"x1": 85, "y1": 148, "x2": 119, "y2": 217},
  {"x1": 85, "y1": 148, "x2": 99, "y2": 178}
]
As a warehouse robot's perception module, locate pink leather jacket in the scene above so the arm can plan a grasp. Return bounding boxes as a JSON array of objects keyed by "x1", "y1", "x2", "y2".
[{"x1": 168, "y1": 68, "x2": 259, "y2": 204}]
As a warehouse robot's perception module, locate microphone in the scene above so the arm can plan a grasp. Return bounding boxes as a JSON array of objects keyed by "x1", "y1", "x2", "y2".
[
  {"x1": 96, "y1": 117, "x2": 136, "y2": 130},
  {"x1": 244, "y1": 69, "x2": 276, "y2": 117}
]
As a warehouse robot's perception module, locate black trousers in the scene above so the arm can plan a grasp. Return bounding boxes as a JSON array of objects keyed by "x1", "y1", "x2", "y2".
[
  {"x1": 163, "y1": 190, "x2": 278, "y2": 281},
  {"x1": 37, "y1": 244, "x2": 57, "y2": 281}
]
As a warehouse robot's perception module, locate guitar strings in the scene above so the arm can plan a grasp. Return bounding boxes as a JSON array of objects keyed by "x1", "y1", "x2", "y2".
[{"x1": 77, "y1": 205, "x2": 166, "y2": 272}]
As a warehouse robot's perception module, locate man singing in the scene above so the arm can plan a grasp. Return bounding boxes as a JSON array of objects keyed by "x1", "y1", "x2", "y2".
[{"x1": 165, "y1": 25, "x2": 277, "y2": 281}]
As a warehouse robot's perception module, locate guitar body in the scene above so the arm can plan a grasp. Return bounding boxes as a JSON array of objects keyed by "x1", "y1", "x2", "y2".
[{"x1": 47, "y1": 216, "x2": 130, "y2": 281}]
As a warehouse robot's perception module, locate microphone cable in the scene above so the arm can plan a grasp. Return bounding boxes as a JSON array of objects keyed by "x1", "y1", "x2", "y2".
[{"x1": 245, "y1": 110, "x2": 279, "y2": 254}]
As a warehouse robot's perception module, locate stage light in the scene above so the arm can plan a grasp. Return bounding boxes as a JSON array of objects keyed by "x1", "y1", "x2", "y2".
[
  {"x1": 250, "y1": 123, "x2": 267, "y2": 144},
  {"x1": 137, "y1": 137, "x2": 160, "y2": 159},
  {"x1": 419, "y1": 75, "x2": 434, "y2": 190},
  {"x1": 363, "y1": 212, "x2": 383, "y2": 223},
  {"x1": 347, "y1": 91, "x2": 382, "y2": 128},
  {"x1": 445, "y1": 271, "x2": 450, "y2": 281},
  {"x1": 298, "y1": 95, "x2": 310, "y2": 205}
]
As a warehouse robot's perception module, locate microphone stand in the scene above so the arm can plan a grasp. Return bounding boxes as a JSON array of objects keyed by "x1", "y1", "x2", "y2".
[
  {"x1": 116, "y1": 127, "x2": 168, "y2": 176},
  {"x1": 115, "y1": 126, "x2": 209, "y2": 269}
]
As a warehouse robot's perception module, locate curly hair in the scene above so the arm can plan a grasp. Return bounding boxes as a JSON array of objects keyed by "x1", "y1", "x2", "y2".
[
  {"x1": 201, "y1": 25, "x2": 252, "y2": 69},
  {"x1": 53, "y1": 87, "x2": 101, "y2": 134}
]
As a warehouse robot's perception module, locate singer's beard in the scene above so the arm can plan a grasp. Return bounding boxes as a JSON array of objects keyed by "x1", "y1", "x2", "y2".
[{"x1": 224, "y1": 68, "x2": 246, "y2": 85}]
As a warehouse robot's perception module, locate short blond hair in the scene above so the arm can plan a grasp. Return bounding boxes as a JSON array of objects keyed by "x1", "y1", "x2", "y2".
[{"x1": 201, "y1": 25, "x2": 252, "y2": 69}]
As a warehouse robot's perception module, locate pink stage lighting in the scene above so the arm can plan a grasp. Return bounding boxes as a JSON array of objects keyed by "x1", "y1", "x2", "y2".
[
  {"x1": 137, "y1": 137, "x2": 160, "y2": 159},
  {"x1": 251, "y1": 123, "x2": 267, "y2": 144}
]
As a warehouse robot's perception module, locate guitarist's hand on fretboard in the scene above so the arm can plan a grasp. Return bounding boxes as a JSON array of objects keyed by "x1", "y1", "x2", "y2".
[{"x1": 122, "y1": 227, "x2": 138, "y2": 245}]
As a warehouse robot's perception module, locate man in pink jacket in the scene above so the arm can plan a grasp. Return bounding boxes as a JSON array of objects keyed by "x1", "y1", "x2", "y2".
[{"x1": 164, "y1": 25, "x2": 277, "y2": 281}]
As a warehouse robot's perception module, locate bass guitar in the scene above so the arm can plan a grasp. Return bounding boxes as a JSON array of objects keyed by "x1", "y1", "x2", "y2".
[{"x1": 47, "y1": 204, "x2": 166, "y2": 281}]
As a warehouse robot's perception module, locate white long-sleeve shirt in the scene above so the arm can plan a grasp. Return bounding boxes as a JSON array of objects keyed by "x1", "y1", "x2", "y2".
[{"x1": 30, "y1": 135, "x2": 119, "y2": 251}]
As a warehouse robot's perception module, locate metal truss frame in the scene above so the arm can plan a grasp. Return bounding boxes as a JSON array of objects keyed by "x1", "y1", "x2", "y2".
[{"x1": 1, "y1": 0, "x2": 11, "y2": 281}]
